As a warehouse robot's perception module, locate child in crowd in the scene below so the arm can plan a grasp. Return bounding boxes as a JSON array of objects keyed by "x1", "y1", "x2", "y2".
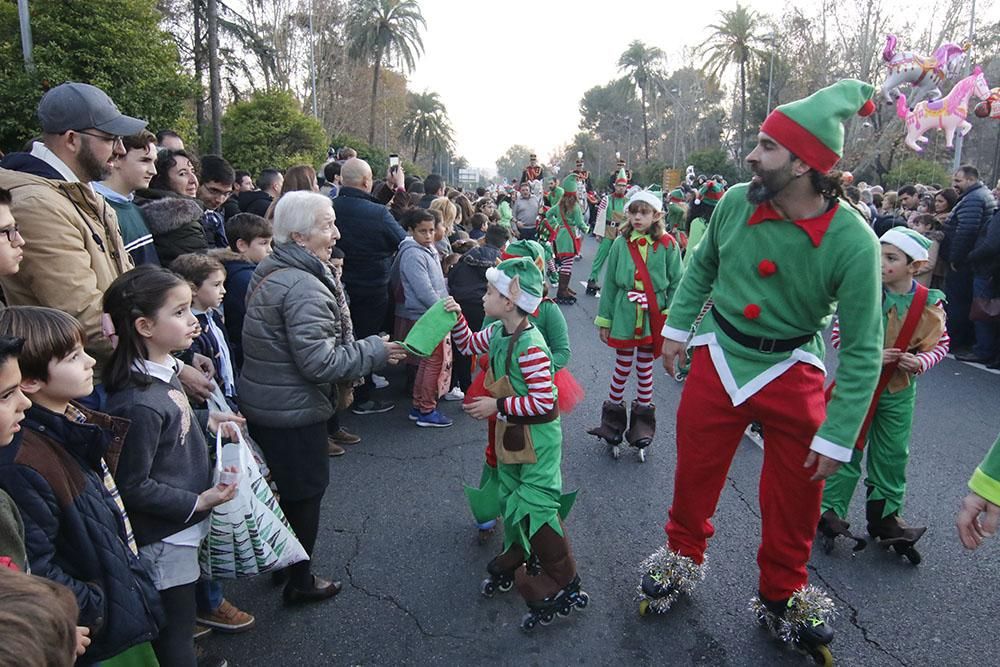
[
  {"x1": 819, "y1": 227, "x2": 949, "y2": 563},
  {"x1": 445, "y1": 258, "x2": 587, "y2": 630},
  {"x1": 588, "y1": 191, "x2": 682, "y2": 460},
  {"x1": 102, "y1": 266, "x2": 242, "y2": 667},
  {"x1": 0, "y1": 567, "x2": 82, "y2": 667},
  {"x1": 215, "y1": 212, "x2": 273, "y2": 371},
  {"x1": 908, "y1": 213, "x2": 944, "y2": 288},
  {"x1": 467, "y1": 212, "x2": 489, "y2": 242},
  {"x1": 0, "y1": 307, "x2": 163, "y2": 665},
  {"x1": 325, "y1": 246, "x2": 362, "y2": 454},
  {"x1": 170, "y1": 254, "x2": 237, "y2": 405},
  {"x1": 0, "y1": 336, "x2": 32, "y2": 573},
  {"x1": 544, "y1": 175, "x2": 588, "y2": 304},
  {"x1": 391, "y1": 209, "x2": 453, "y2": 427}
]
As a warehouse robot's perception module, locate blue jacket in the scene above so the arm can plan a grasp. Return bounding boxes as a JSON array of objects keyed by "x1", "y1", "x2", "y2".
[
  {"x1": 945, "y1": 182, "x2": 995, "y2": 266},
  {"x1": 214, "y1": 248, "x2": 256, "y2": 370},
  {"x1": 332, "y1": 186, "x2": 405, "y2": 295},
  {"x1": 0, "y1": 405, "x2": 163, "y2": 663},
  {"x1": 968, "y1": 208, "x2": 1000, "y2": 280},
  {"x1": 0, "y1": 151, "x2": 62, "y2": 180}
]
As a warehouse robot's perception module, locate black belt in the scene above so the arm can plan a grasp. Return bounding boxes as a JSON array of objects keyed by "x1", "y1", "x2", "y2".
[{"x1": 710, "y1": 306, "x2": 813, "y2": 354}]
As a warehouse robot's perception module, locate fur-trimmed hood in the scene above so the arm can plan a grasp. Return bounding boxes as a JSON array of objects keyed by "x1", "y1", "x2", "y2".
[{"x1": 140, "y1": 197, "x2": 203, "y2": 235}]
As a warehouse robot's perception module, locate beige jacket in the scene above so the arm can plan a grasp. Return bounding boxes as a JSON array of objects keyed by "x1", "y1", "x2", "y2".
[{"x1": 0, "y1": 169, "x2": 133, "y2": 369}]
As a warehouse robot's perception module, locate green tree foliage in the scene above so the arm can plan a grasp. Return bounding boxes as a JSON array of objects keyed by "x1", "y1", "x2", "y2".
[
  {"x1": 688, "y1": 148, "x2": 740, "y2": 185},
  {"x1": 0, "y1": 0, "x2": 196, "y2": 152},
  {"x1": 399, "y1": 91, "x2": 453, "y2": 164},
  {"x1": 618, "y1": 41, "x2": 666, "y2": 161},
  {"x1": 221, "y1": 90, "x2": 326, "y2": 175},
  {"x1": 884, "y1": 158, "x2": 951, "y2": 190},
  {"x1": 329, "y1": 133, "x2": 390, "y2": 177},
  {"x1": 495, "y1": 144, "x2": 535, "y2": 183}
]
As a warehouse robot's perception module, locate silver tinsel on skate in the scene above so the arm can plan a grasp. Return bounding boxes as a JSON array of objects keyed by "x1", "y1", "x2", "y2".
[
  {"x1": 637, "y1": 547, "x2": 706, "y2": 614},
  {"x1": 750, "y1": 585, "x2": 836, "y2": 644}
]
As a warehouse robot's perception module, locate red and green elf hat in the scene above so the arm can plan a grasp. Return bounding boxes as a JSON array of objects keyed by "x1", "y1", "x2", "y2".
[
  {"x1": 561, "y1": 173, "x2": 578, "y2": 194},
  {"x1": 614, "y1": 168, "x2": 628, "y2": 186},
  {"x1": 667, "y1": 188, "x2": 685, "y2": 204},
  {"x1": 760, "y1": 79, "x2": 876, "y2": 174},
  {"x1": 695, "y1": 180, "x2": 724, "y2": 207}
]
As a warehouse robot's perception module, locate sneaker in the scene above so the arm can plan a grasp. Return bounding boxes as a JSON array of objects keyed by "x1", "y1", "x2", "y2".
[
  {"x1": 372, "y1": 373, "x2": 389, "y2": 389},
  {"x1": 443, "y1": 387, "x2": 465, "y2": 401},
  {"x1": 196, "y1": 599, "x2": 255, "y2": 634},
  {"x1": 193, "y1": 624, "x2": 213, "y2": 641},
  {"x1": 329, "y1": 427, "x2": 361, "y2": 445},
  {"x1": 416, "y1": 409, "x2": 453, "y2": 428},
  {"x1": 351, "y1": 399, "x2": 395, "y2": 415},
  {"x1": 327, "y1": 440, "x2": 346, "y2": 457},
  {"x1": 408, "y1": 407, "x2": 421, "y2": 421}
]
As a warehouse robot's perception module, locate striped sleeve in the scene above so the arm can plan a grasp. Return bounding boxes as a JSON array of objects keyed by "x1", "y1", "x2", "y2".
[
  {"x1": 502, "y1": 346, "x2": 555, "y2": 417},
  {"x1": 830, "y1": 317, "x2": 841, "y2": 350},
  {"x1": 452, "y1": 315, "x2": 494, "y2": 356},
  {"x1": 916, "y1": 323, "x2": 949, "y2": 374}
]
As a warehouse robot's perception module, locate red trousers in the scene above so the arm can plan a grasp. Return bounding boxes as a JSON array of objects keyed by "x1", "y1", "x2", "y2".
[{"x1": 666, "y1": 346, "x2": 827, "y2": 601}]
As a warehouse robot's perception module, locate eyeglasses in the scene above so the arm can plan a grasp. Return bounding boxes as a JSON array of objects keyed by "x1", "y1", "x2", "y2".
[
  {"x1": 76, "y1": 130, "x2": 123, "y2": 145},
  {"x1": 0, "y1": 225, "x2": 21, "y2": 243},
  {"x1": 202, "y1": 185, "x2": 231, "y2": 198}
]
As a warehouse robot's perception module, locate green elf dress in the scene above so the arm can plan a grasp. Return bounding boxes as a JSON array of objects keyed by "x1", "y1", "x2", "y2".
[{"x1": 545, "y1": 175, "x2": 587, "y2": 259}]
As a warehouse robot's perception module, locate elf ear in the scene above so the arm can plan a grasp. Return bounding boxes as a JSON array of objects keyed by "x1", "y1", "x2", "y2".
[{"x1": 507, "y1": 275, "x2": 522, "y2": 304}]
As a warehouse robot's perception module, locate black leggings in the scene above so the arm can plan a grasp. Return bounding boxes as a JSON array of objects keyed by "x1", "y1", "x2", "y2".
[
  {"x1": 152, "y1": 582, "x2": 197, "y2": 667},
  {"x1": 281, "y1": 494, "x2": 323, "y2": 589}
]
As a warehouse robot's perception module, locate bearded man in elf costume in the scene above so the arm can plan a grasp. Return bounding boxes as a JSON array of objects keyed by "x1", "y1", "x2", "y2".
[
  {"x1": 638, "y1": 80, "x2": 883, "y2": 661},
  {"x1": 586, "y1": 168, "x2": 630, "y2": 295},
  {"x1": 544, "y1": 174, "x2": 588, "y2": 304}
]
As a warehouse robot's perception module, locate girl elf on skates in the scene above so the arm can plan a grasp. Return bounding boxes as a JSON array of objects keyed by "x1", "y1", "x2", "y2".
[
  {"x1": 544, "y1": 175, "x2": 588, "y2": 305},
  {"x1": 445, "y1": 258, "x2": 587, "y2": 631},
  {"x1": 462, "y1": 240, "x2": 583, "y2": 543},
  {"x1": 587, "y1": 190, "x2": 682, "y2": 461},
  {"x1": 819, "y1": 227, "x2": 949, "y2": 563},
  {"x1": 585, "y1": 168, "x2": 630, "y2": 296}
]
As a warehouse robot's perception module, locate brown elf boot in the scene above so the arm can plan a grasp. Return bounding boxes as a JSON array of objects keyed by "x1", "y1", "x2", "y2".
[
  {"x1": 866, "y1": 500, "x2": 926, "y2": 545},
  {"x1": 555, "y1": 273, "x2": 576, "y2": 304},
  {"x1": 817, "y1": 509, "x2": 867, "y2": 553},
  {"x1": 625, "y1": 401, "x2": 656, "y2": 449},
  {"x1": 587, "y1": 400, "x2": 628, "y2": 445}
]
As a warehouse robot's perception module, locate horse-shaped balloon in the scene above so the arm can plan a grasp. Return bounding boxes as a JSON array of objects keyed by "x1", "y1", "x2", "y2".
[
  {"x1": 881, "y1": 34, "x2": 968, "y2": 107},
  {"x1": 897, "y1": 66, "x2": 991, "y2": 152},
  {"x1": 974, "y1": 88, "x2": 1000, "y2": 120}
]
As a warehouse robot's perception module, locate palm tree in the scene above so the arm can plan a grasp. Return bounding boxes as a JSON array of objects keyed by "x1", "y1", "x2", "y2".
[
  {"x1": 618, "y1": 41, "x2": 666, "y2": 161},
  {"x1": 699, "y1": 3, "x2": 761, "y2": 168},
  {"x1": 344, "y1": 0, "x2": 426, "y2": 145},
  {"x1": 400, "y1": 91, "x2": 453, "y2": 163}
]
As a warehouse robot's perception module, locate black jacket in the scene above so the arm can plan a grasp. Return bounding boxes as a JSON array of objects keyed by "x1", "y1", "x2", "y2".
[
  {"x1": 332, "y1": 186, "x2": 406, "y2": 295},
  {"x1": 140, "y1": 196, "x2": 209, "y2": 266},
  {"x1": 447, "y1": 244, "x2": 502, "y2": 303},
  {"x1": 238, "y1": 190, "x2": 273, "y2": 217},
  {"x1": 967, "y1": 208, "x2": 1000, "y2": 280},
  {"x1": 945, "y1": 182, "x2": 995, "y2": 266},
  {"x1": 0, "y1": 405, "x2": 164, "y2": 663}
]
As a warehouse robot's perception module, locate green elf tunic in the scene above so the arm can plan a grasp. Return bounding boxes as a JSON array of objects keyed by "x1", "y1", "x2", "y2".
[
  {"x1": 595, "y1": 230, "x2": 682, "y2": 349},
  {"x1": 486, "y1": 322, "x2": 573, "y2": 555},
  {"x1": 970, "y1": 432, "x2": 1000, "y2": 506},
  {"x1": 682, "y1": 217, "x2": 708, "y2": 270},
  {"x1": 545, "y1": 202, "x2": 587, "y2": 259},
  {"x1": 662, "y1": 184, "x2": 883, "y2": 462},
  {"x1": 589, "y1": 194, "x2": 627, "y2": 282},
  {"x1": 822, "y1": 286, "x2": 947, "y2": 518}
]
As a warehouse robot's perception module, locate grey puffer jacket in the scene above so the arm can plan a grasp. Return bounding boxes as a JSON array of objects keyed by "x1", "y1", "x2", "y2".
[
  {"x1": 239, "y1": 242, "x2": 388, "y2": 428},
  {"x1": 390, "y1": 236, "x2": 448, "y2": 321}
]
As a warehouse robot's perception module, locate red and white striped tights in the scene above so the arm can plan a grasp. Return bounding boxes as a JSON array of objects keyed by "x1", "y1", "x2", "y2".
[{"x1": 609, "y1": 346, "x2": 655, "y2": 405}]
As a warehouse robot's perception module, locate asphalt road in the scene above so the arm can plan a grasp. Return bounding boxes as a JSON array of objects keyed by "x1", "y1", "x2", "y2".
[{"x1": 208, "y1": 236, "x2": 1000, "y2": 666}]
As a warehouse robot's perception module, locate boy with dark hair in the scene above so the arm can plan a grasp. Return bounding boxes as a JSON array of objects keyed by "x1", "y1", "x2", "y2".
[
  {"x1": 0, "y1": 335, "x2": 30, "y2": 573},
  {"x1": 0, "y1": 307, "x2": 163, "y2": 663},
  {"x1": 214, "y1": 213, "x2": 273, "y2": 370},
  {"x1": 323, "y1": 161, "x2": 342, "y2": 199},
  {"x1": 222, "y1": 170, "x2": 253, "y2": 221},
  {"x1": 197, "y1": 155, "x2": 235, "y2": 249},
  {"x1": 94, "y1": 130, "x2": 161, "y2": 266}
]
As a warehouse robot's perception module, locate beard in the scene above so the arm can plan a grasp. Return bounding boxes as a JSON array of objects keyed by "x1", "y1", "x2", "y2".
[
  {"x1": 746, "y1": 162, "x2": 796, "y2": 205},
  {"x1": 78, "y1": 137, "x2": 112, "y2": 182}
]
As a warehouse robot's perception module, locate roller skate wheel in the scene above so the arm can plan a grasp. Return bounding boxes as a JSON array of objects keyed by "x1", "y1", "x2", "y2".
[
  {"x1": 612, "y1": 445, "x2": 620, "y2": 459},
  {"x1": 520, "y1": 613, "x2": 537, "y2": 632},
  {"x1": 480, "y1": 579, "x2": 496, "y2": 598},
  {"x1": 809, "y1": 644, "x2": 833, "y2": 666},
  {"x1": 638, "y1": 448, "x2": 646, "y2": 463},
  {"x1": 900, "y1": 545, "x2": 922, "y2": 565},
  {"x1": 558, "y1": 606, "x2": 572, "y2": 617},
  {"x1": 575, "y1": 591, "x2": 589, "y2": 609},
  {"x1": 540, "y1": 612, "x2": 554, "y2": 625},
  {"x1": 498, "y1": 579, "x2": 514, "y2": 592},
  {"x1": 638, "y1": 599, "x2": 651, "y2": 616}
]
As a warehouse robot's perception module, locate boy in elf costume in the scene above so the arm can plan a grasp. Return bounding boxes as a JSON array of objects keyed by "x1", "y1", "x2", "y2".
[
  {"x1": 544, "y1": 175, "x2": 588, "y2": 304},
  {"x1": 819, "y1": 227, "x2": 949, "y2": 563},
  {"x1": 463, "y1": 240, "x2": 582, "y2": 543},
  {"x1": 587, "y1": 191, "x2": 682, "y2": 459},
  {"x1": 585, "y1": 169, "x2": 629, "y2": 296},
  {"x1": 446, "y1": 258, "x2": 587, "y2": 630},
  {"x1": 958, "y1": 432, "x2": 1000, "y2": 551},
  {"x1": 537, "y1": 186, "x2": 563, "y2": 286},
  {"x1": 642, "y1": 80, "x2": 883, "y2": 661}
]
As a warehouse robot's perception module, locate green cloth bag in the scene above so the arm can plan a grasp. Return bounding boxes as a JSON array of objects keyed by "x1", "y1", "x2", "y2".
[{"x1": 400, "y1": 298, "x2": 458, "y2": 357}]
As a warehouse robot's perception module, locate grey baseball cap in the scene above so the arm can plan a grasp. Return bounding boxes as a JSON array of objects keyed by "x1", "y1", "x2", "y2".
[{"x1": 37, "y1": 82, "x2": 147, "y2": 135}]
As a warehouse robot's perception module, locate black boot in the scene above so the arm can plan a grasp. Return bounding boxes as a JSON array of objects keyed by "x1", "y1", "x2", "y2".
[
  {"x1": 585, "y1": 278, "x2": 599, "y2": 295},
  {"x1": 866, "y1": 499, "x2": 925, "y2": 563},
  {"x1": 586, "y1": 400, "x2": 627, "y2": 445},
  {"x1": 625, "y1": 401, "x2": 656, "y2": 449}
]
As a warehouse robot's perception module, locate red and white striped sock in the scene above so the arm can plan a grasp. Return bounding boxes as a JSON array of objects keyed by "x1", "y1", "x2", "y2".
[
  {"x1": 559, "y1": 256, "x2": 575, "y2": 276},
  {"x1": 609, "y1": 347, "x2": 635, "y2": 403},
  {"x1": 636, "y1": 346, "x2": 655, "y2": 405}
]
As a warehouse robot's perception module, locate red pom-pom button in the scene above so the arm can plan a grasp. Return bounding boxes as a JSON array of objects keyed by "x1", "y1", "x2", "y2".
[
  {"x1": 638, "y1": 237, "x2": 648, "y2": 246},
  {"x1": 758, "y1": 259, "x2": 777, "y2": 277},
  {"x1": 744, "y1": 304, "x2": 762, "y2": 319},
  {"x1": 858, "y1": 99, "x2": 876, "y2": 117}
]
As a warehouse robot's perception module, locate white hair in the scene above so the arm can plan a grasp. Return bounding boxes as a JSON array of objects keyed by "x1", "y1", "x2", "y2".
[{"x1": 273, "y1": 191, "x2": 334, "y2": 243}]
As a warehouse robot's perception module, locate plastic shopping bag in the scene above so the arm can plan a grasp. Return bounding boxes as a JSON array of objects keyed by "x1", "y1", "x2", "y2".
[{"x1": 199, "y1": 425, "x2": 309, "y2": 578}]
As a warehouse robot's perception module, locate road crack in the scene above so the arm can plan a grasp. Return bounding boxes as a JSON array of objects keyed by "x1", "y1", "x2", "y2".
[{"x1": 726, "y1": 475, "x2": 760, "y2": 519}]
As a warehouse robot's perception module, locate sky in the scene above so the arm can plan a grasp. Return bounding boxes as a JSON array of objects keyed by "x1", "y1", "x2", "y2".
[{"x1": 407, "y1": 0, "x2": 790, "y2": 172}]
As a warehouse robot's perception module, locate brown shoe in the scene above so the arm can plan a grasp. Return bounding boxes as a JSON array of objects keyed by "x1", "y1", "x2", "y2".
[
  {"x1": 196, "y1": 598, "x2": 255, "y2": 634},
  {"x1": 329, "y1": 427, "x2": 361, "y2": 445},
  {"x1": 282, "y1": 575, "x2": 343, "y2": 606},
  {"x1": 327, "y1": 439, "x2": 346, "y2": 457}
]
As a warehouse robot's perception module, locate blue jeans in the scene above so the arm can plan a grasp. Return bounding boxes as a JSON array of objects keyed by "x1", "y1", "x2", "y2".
[
  {"x1": 972, "y1": 275, "x2": 998, "y2": 360},
  {"x1": 195, "y1": 578, "x2": 224, "y2": 614}
]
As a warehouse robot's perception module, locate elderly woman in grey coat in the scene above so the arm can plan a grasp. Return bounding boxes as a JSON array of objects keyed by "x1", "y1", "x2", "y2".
[{"x1": 240, "y1": 191, "x2": 406, "y2": 605}]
